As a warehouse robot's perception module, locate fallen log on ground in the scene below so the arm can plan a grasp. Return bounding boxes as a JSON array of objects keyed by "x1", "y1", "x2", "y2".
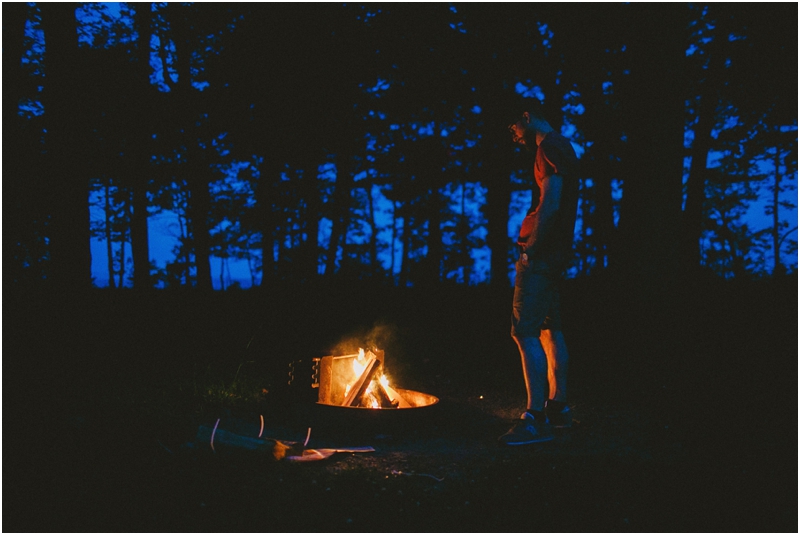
[{"x1": 195, "y1": 425, "x2": 375, "y2": 461}]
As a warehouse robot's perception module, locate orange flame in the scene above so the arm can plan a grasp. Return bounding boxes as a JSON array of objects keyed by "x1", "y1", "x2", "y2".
[{"x1": 343, "y1": 348, "x2": 395, "y2": 408}]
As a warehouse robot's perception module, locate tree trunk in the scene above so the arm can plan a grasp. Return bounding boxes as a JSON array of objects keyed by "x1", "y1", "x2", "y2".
[
  {"x1": 118, "y1": 210, "x2": 127, "y2": 288},
  {"x1": 40, "y1": 3, "x2": 93, "y2": 290},
  {"x1": 129, "y1": 3, "x2": 153, "y2": 289},
  {"x1": 255, "y1": 160, "x2": 280, "y2": 282},
  {"x1": 616, "y1": 5, "x2": 688, "y2": 287},
  {"x1": 582, "y1": 115, "x2": 619, "y2": 273},
  {"x1": 2, "y1": 3, "x2": 26, "y2": 152},
  {"x1": 681, "y1": 5, "x2": 732, "y2": 274},
  {"x1": 104, "y1": 178, "x2": 116, "y2": 288},
  {"x1": 176, "y1": 204, "x2": 190, "y2": 284},
  {"x1": 129, "y1": 171, "x2": 151, "y2": 288},
  {"x1": 772, "y1": 149, "x2": 785, "y2": 276},
  {"x1": 170, "y1": 5, "x2": 213, "y2": 290},
  {"x1": 391, "y1": 201, "x2": 399, "y2": 282},
  {"x1": 580, "y1": 180, "x2": 594, "y2": 274},
  {"x1": 325, "y1": 158, "x2": 353, "y2": 277},
  {"x1": 400, "y1": 208, "x2": 414, "y2": 287},
  {"x1": 460, "y1": 181, "x2": 469, "y2": 281},
  {"x1": 475, "y1": 75, "x2": 520, "y2": 287},
  {"x1": 683, "y1": 89, "x2": 717, "y2": 273},
  {"x1": 3, "y1": 3, "x2": 29, "y2": 287},
  {"x1": 366, "y1": 182, "x2": 379, "y2": 277},
  {"x1": 484, "y1": 144, "x2": 513, "y2": 287},
  {"x1": 187, "y1": 172, "x2": 214, "y2": 289},
  {"x1": 424, "y1": 187, "x2": 444, "y2": 284},
  {"x1": 301, "y1": 164, "x2": 322, "y2": 280},
  {"x1": 248, "y1": 253, "x2": 257, "y2": 288},
  {"x1": 592, "y1": 163, "x2": 617, "y2": 271}
]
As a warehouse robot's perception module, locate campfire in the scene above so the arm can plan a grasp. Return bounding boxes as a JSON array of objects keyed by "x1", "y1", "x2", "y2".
[{"x1": 313, "y1": 348, "x2": 436, "y2": 410}]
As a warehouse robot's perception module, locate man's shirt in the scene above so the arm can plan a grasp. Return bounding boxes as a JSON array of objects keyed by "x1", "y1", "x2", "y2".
[{"x1": 517, "y1": 132, "x2": 580, "y2": 260}]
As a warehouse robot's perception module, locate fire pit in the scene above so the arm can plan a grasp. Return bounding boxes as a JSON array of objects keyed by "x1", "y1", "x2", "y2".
[
  {"x1": 308, "y1": 348, "x2": 439, "y2": 435},
  {"x1": 314, "y1": 349, "x2": 437, "y2": 409}
]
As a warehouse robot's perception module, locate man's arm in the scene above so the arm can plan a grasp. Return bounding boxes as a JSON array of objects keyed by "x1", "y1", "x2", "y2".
[{"x1": 522, "y1": 173, "x2": 563, "y2": 256}]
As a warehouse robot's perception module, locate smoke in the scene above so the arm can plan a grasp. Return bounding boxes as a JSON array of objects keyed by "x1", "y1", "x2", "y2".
[
  {"x1": 329, "y1": 322, "x2": 397, "y2": 356},
  {"x1": 328, "y1": 322, "x2": 414, "y2": 385}
]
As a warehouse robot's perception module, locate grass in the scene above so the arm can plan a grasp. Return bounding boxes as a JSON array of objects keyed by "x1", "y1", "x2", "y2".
[{"x1": 186, "y1": 361, "x2": 268, "y2": 409}]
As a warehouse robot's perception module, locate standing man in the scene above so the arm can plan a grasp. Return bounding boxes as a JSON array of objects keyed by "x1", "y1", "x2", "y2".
[{"x1": 499, "y1": 106, "x2": 579, "y2": 445}]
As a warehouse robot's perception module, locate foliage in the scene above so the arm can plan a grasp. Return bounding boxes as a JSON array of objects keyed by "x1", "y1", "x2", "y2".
[
  {"x1": 188, "y1": 361, "x2": 269, "y2": 411},
  {"x1": 5, "y1": 3, "x2": 797, "y2": 290}
]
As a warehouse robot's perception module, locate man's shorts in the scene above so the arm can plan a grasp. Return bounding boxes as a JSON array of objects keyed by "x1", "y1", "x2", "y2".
[{"x1": 510, "y1": 253, "x2": 563, "y2": 338}]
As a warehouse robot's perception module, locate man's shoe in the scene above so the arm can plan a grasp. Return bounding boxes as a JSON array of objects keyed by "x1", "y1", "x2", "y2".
[
  {"x1": 545, "y1": 402, "x2": 572, "y2": 428},
  {"x1": 498, "y1": 412, "x2": 554, "y2": 445}
]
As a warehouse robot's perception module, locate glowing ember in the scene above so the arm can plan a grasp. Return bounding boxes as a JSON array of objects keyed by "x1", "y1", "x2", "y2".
[{"x1": 367, "y1": 392, "x2": 380, "y2": 408}]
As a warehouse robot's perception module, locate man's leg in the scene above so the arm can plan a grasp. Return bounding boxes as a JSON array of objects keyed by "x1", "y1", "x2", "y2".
[
  {"x1": 500, "y1": 263, "x2": 556, "y2": 445},
  {"x1": 541, "y1": 329, "x2": 569, "y2": 402},
  {"x1": 541, "y1": 328, "x2": 572, "y2": 428},
  {"x1": 512, "y1": 334, "x2": 549, "y2": 413},
  {"x1": 510, "y1": 265, "x2": 556, "y2": 415},
  {"x1": 499, "y1": 333, "x2": 554, "y2": 445}
]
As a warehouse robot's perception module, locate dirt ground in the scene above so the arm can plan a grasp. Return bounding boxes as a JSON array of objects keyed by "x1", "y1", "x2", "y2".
[{"x1": 5, "y1": 278, "x2": 797, "y2": 532}]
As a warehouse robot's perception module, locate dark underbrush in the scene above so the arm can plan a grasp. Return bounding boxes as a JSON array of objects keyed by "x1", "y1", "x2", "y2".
[{"x1": 4, "y1": 275, "x2": 797, "y2": 531}]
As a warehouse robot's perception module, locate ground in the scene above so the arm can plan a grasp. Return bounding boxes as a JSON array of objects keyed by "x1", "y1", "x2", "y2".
[{"x1": 5, "y1": 276, "x2": 797, "y2": 532}]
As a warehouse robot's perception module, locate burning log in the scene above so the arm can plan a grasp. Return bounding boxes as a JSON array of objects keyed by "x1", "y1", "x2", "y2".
[
  {"x1": 316, "y1": 350, "x2": 384, "y2": 405},
  {"x1": 342, "y1": 355, "x2": 381, "y2": 407},
  {"x1": 374, "y1": 379, "x2": 397, "y2": 408},
  {"x1": 383, "y1": 383, "x2": 412, "y2": 409},
  {"x1": 313, "y1": 347, "x2": 429, "y2": 410}
]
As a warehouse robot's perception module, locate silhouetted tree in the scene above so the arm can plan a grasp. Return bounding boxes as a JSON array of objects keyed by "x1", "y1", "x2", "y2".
[
  {"x1": 613, "y1": 5, "x2": 688, "y2": 287},
  {"x1": 128, "y1": 3, "x2": 155, "y2": 289},
  {"x1": 9, "y1": 4, "x2": 797, "y2": 292},
  {"x1": 702, "y1": 146, "x2": 759, "y2": 278},
  {"x1": 40, "y1": 2, "x2": 92, "y2": 290},
  {"x1": 89, "y1": 176, "x2": 133, "y2": 287},
  {"x1": 745, "y1": 124, "x2": 798, "y2": 276},
  {"x1": 682, "y1": 4, "x2": 797, "y2": 275},
  {"x1": 4, "y1": 3, "x2": 49, "y2": 286}
]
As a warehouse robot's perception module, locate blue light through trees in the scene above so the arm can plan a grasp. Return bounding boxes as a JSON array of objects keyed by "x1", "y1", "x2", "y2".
[{"x1": 19, "y1": 4, "x2": 797, "y2": 288}]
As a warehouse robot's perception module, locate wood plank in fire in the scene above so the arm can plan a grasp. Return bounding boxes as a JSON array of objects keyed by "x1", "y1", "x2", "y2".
[{"x1": 342, "y1": 356, "x2": 381, "y2": 407}]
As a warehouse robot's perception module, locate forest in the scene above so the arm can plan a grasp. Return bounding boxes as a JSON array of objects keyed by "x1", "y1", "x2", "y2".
[
  {"x1": 3, "y1": 4, "x2": 798, "y2": 532},
  {"x1": 5, "y1": 3, "x2": 797, "y2": 291}
]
